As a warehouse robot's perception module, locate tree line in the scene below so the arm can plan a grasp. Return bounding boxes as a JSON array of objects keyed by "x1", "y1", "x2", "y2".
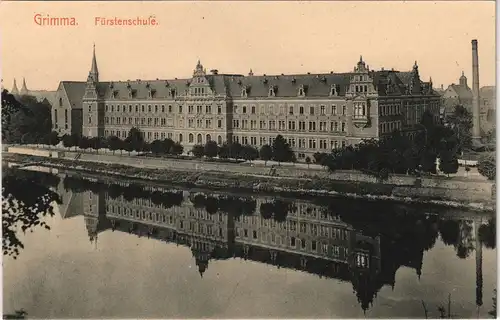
[{"x1": 2, "y1": 90, "x2": 52, "y2": 144}]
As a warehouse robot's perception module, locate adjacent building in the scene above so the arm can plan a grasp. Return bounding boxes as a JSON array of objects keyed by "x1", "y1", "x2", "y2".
[
  {"x1": 9, "y1": 77, "x2": 57, "y2": 104},
  {"x1": 53, "y1": 46, "x2": 442, "y2": 159},
  {"x1": 439, "y1": 72, "x2": 495, "y2": 134}
]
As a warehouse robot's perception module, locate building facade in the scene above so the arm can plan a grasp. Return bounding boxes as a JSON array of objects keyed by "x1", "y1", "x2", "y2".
[{"x1": 54, "y1": 47, "x2": 441, "y2": 159}]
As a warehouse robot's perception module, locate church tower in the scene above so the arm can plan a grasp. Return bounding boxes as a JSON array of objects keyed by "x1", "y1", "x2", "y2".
[
  {"x1": 459, "y1": 71, "x2": 468, "y2": 88},
  {"x1": 11, "y1": 79, "x2": 19, "y2": 95},
  {"x1": 82, "y1": 44, "x2": 103, "y2": 137},
  {"x1": 20, "y1": 77, "x2": 29, "y2": 96}
]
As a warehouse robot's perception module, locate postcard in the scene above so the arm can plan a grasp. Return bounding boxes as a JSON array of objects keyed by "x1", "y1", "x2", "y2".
[{"x1": 0, "y1": 1, "x2": 496, "y2": 319}]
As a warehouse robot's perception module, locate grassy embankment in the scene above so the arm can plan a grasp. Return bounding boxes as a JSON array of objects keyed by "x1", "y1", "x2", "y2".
[
  {"x1": 4, "y1": 153, "x2": 396, "y2": 196},
  {"x1": 3, "y1": 152, "x2": 496, "y2": 212}
]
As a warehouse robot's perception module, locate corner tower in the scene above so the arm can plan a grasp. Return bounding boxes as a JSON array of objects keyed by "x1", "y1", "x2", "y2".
[{"x1": 82, "y1": 44, "x2": 103, "y2": 137}]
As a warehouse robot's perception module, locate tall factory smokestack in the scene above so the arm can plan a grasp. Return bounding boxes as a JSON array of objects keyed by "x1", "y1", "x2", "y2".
[{"x1": 471, "y1": 39, "x2": 481, "y2": 143}]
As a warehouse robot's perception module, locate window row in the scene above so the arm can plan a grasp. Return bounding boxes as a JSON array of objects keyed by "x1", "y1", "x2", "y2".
[
  {"x1": 236, "y1": 210, "x2": 343, "y2": 229},
  {"x1": 188, "y1": 118, "x2": 223, "y2": 129},
  {"x1": 379, "y1": 121, "x2": 402, "y2": 134},
  {"x1": 231, "y1": 135, "x2": 347, "y2": 150},
  {"x1": 234, "y1": 104, "x2": 347, "y2": 116},
  {"x1": 104, "y1": 130, "x2": 175, "y2": 141},
  {"x1": 232, "y1": 120, "x2": 347, "y2": 132},
  {"x1": 105, "y1": 117, "x2": 174, "y2": 127},
  {"x1": 103, "y1": 104, "x2": 223, "y2": 115},
  {"x1": 380, "y1": 104, "x2": 401, "y2": 116},
  {"x1": 236, "y1": 228, "x2": 347, "y2": 257}
]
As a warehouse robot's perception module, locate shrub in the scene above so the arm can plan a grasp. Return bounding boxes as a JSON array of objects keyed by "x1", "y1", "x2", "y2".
[{"x1": 478, "y1": 153, "x2": 496, "y2": 180}]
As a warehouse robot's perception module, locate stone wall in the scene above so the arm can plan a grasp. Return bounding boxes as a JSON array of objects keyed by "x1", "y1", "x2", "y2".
[
  {"x1": 8, "y1": 147, "x2": 53, "y2": 157},
  {"x1": 7, "y1": 146, "x2": 495, "y2": 203}
]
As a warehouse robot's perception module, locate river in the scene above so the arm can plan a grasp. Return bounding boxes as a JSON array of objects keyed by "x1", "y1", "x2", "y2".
[{"x1": 2, "y1": 166, "x2": 497, "y2": 319}]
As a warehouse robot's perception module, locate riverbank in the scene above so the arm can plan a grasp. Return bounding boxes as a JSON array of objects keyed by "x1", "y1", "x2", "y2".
[{"x1": 4, "y1": 151, "x2": 495, "y2": 212}]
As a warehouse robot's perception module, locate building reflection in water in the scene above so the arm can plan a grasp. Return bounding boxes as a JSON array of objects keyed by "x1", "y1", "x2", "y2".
[{"x1": 56, "y1": 174, "x2": 493, "y2": 313}]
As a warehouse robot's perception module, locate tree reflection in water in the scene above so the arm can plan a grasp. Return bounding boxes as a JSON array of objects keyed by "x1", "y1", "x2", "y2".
[
  {"x1": 5, "y1": 169, "x2": 497, "y2": 316},
  {"x1": 2, "y1": 167, "x2": 62, "y2": 259}
]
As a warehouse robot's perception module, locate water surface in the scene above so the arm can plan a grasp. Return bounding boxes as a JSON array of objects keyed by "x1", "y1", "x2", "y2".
[{"x1": 3, "y1": 169, "x2": 497, "y2": 318}]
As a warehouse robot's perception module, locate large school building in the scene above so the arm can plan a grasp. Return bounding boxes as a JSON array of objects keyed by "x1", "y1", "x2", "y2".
[{"x1": 52, "y1": 46, "x2": 441, "y2": 159}]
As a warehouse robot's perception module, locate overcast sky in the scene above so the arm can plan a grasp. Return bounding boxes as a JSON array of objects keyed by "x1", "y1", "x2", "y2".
[{"x1": 0, "y1": 1, "x2": 496, "y2": 91}]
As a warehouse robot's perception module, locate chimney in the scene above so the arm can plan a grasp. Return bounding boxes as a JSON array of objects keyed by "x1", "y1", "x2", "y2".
[
  {"x1": 210, "y1": 69, "x2": 218, "y2": 75},
  {"x1": 471, "y1": 39, "x2": 481, "y2": 141}
]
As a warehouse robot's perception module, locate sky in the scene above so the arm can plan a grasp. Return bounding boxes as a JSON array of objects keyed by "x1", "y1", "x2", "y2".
[{"x1": 0, "y1": 1, "x2": 496, "y2": 91}]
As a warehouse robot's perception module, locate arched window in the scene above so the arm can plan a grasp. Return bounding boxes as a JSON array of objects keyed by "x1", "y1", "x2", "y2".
[
  {"x1": 59, "y1": 98, "x2": 63, "y2": 107},
  {"x1": 189, "y1": 133, "x2": 194, "y2": 143},
  {"x1": 197, "y1": 134, "x2": 202, "y2": 144},
  {"x1": 217, "y1": 135, "x2": 222, "y2": 145},
  {"x1": 206, "y1": 134, "x2": 211, "y2": 142},
  {"x1": 179, "y1": 133, "x2": 183, "y2": 143}
]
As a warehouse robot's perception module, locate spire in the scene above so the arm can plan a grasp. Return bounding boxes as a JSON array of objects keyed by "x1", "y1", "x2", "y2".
[
  {"x1": 20, "y1": 77, "x2": 28, "y2": 95},
  {"x1": 11, "y1": 78, "x2": 19, "y2": 95},
  {"x1": 360, "y1": 55, "x2": 363, "y2": 63},
  {"x1": 88, "y1": 43, "x2": 99, "y2": 82}
]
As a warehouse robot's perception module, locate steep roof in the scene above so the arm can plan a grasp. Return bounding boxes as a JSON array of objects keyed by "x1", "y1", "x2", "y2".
[
  {"x1": 61, "y1": 81, "x2": 86, "y2": 109},
  {"x1": 28, "y1": 90, "x2": 57, "y2": 104},
  {"x1": 91, "y1": 70, "x2": 437, "y2": 100},
  {"x1": 448, "y1": 84, "x2": 473, "y2": 100}
]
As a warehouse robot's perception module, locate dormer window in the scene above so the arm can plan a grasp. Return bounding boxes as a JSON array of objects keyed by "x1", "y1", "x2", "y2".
[
  {"x1": 148, "y1": 89, "x2": 156, "y2": 99},
  {"x1": 170, "y1": 88, "x2": 176, "y2": 98},
  {"x1": 298, "y1": 85, "x2": 305, "y2": 97},
  {"x1": 291, "y1": 77, "x2": 296, "y2": 83},
  {"x1": 330, "y1": 85, "x2": 338, "y2": 96},
  {"x1": 263, "y1": 78, "x2": 268, "y2": 84},
  {"x1": 111, "y1": 90, "x2": 118, "y2": 99},
  {"x1": 269, "y1": 86, "x2": 276, "y2": 97},
  {"x1": 241, "y1": 87, "x2": 248, "y2": 98}
]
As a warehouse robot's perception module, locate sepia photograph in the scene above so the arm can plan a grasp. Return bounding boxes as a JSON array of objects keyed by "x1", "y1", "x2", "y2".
[{"x1": 0, "y1": 1, "x2": 497, "y2": 319}]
